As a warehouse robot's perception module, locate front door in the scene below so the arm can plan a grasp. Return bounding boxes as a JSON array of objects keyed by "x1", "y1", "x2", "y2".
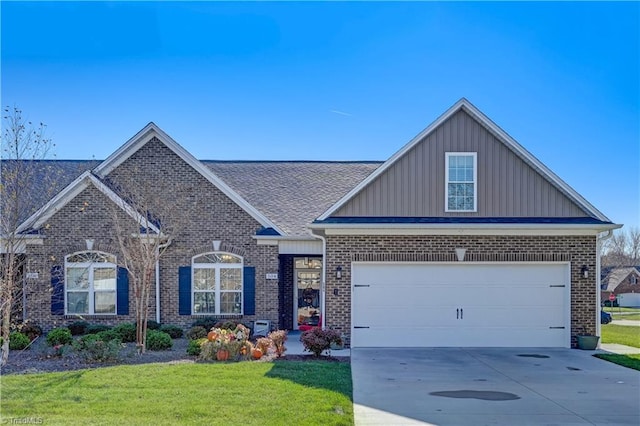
[{"x1": 294, "y1": 257, "x2": 322, "y2": 330}]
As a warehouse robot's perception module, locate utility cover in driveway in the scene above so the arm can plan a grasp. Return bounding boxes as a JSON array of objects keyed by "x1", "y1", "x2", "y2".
[{"x1": 351, "y1": 262, "x2": 570, "y2": 347}]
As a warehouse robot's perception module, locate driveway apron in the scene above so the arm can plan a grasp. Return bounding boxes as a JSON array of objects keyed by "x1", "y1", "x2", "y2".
[{"x1": 351, "y1": 348, "x2": 640, "y2": 425}]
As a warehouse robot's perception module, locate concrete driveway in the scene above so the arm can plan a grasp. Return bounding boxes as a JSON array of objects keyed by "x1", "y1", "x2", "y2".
[{"x1": 352, "y1": 348, "x2": 640, "y2": 425}]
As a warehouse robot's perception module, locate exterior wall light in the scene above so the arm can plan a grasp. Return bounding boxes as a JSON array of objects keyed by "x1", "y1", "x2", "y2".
[
  {"x1": 336, "y1": 265, "x2": 343, "y2": 279},
  {"x1": 581, "y1": 265, "x2": 589, "y2": 279}
]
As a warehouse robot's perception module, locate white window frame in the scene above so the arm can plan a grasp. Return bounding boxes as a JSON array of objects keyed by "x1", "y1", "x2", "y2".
[
  {"x1": 192, "y1": 252, "x2": 244, "y2": 315},
  {"x1": 65, "y1": 251, "x2": 117, "y2": 315},
  {"x1": 445, "y1": 152, "x2": 478, "y2": 212}
]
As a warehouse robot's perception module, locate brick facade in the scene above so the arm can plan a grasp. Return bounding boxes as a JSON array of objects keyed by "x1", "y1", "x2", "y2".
[
  {"x1": 24, "y1": 138, "x2": 280, "y2": 331},
  {"x1": 322, "y1": 234, "x2": 597, "y2": 348}
]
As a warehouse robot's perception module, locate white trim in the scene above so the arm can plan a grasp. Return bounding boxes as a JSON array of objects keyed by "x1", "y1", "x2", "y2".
[
  {"x1": 445, "y1": 152, "x2": 477, "y2": 212},
  {"x1": 94, "y1": 123, "x2": 285, "y2": 235},
  {"x1": 318, "y1": 224, "x2": 620, "y2": 236},
  {"x1": 317, "y1": 98, "x2": 614, "y2": 223},
  {"x1": 191, "y1": 252, "x2": 244, "y2": 316},
  {"x1": 65, "y1": 251, "x2": 118, "y2": 316},
  {"x1": 16, "y1": 172, "x2": 161, "y2": 235}
]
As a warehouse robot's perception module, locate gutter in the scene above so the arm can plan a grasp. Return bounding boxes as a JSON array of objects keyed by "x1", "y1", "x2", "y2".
[
  {"x1": 595, "y1": 229, "x2": 615, "y2": 344},
  {"x1": 155, "y1": 239, "x2": 172, "y2": 324},
  {"x1": 308, "y1": 228, "x2": 327, "y2": 330}
]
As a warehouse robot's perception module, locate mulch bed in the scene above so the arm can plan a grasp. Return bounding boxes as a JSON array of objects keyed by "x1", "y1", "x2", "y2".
[{"x1": 1, "y1": 337, "x2": 348, "y2": 375}]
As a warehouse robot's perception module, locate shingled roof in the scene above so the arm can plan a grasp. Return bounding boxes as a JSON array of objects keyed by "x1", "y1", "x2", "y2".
[
  {"x1": 2, "y1": 159, "x2": 380, "y2": 237},
  {"x1": 205, "y1": 161, "x2": 381, "y2": 236}
]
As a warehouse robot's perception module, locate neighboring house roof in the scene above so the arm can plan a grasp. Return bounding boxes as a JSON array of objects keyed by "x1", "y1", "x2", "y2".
[
  {"x1": 601, "y1": 267, "x2": 640, "y2": 292},
  {"x1": 204, "y1": 161, "x2": 381, "y2": 236},
  {"x1": 316, "y1": 98, "x2": 615, "y2": 226}
]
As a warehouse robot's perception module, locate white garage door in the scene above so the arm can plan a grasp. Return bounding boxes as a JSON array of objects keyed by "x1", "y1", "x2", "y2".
[{"x1": 351, "y1": 263, "x2": 570, "y2": 348}]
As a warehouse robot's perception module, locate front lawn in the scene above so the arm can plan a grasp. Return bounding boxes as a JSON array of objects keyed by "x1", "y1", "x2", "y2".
[
  {"x1": 600, "y1": 324, "x2": 640, "y2": 348},
  {"x1": 594, "y1": 354, "x2": 640, "y2": 371},
  {"x1": 0, "y1": 361, "x2": 353, "y2": 425}
]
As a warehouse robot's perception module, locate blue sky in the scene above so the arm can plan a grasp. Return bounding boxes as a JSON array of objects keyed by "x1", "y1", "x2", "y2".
[{"x1": 1, "y1": 1, "x2": 638, "y2": 230}]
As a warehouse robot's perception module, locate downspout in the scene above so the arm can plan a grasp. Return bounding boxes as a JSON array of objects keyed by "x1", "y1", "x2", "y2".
[
  {"x1": 309, "y1": 229, "x2": 327, "y2": 329},
  {"x1": 155, "y1": 239, "x2": 172, "y2": 324},
  {"x1": 596, "y1": 230, "x2": 614, "y2": 343}
]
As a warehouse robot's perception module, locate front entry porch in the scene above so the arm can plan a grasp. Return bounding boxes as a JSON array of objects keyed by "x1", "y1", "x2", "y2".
[{"x1": 278, "y1": 255, "x2": 323, "y2": 330}]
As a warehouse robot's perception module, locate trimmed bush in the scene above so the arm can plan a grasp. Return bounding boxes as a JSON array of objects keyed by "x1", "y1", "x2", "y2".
[
  {"x1": 159, "y1": 324, "x2": 183, "y2": 339},
  {"x1": 146, "y1": 330, "x2": 173, "y2": 350},
  {"x1": 75, "y1": 334, "x2": 121, "y2": 362},
  {"x1": 300, "y1": 328, "x2": 342, "y2": 357},
  {"x1": 68, "y1": 321, "x2": 90, "y2": 336},
  {"x1": 146, "y1": 320, "x2": 161, "y2": 330},
  {"x1": 186, "y1": 326, "x2": 207, "y2": 340},
  {"x1": 96, "y1": 329, "x2": 122, "y2": 343},
  {"x1": 186, "y1": 338, "x2": 206, "y2": 356},
  {"x1": 113, "y1": 323, "x2": 137, "y2": 343},
  {"x1": 86, "y1": 324, "x2": 112, "y2": 335},
  {"x1": 20, "y1": 323, "x2": 43, "y2": 341},
  {"x1": 46, "y1": 327, "x2": 73, "y2": 346},
  {"x1": 191, "y1": 317, "x2": 218, "y2": 331},
  {"x1": 9, "y1": 332, "x2": 30, "y2": 350},
  {"x1": 214, "y1": 320, "x2": 239, "y2": 331}
]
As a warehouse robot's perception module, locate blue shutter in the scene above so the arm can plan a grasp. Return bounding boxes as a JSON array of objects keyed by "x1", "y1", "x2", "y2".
[
  {"x1": 51, "y1": 265, "x2": 64, "y2": 315},
  {"x1": 243, "y1": 266, "x2": 256, "y2": 315},
  {"x1": 178, "y1": 266, "x2": 191, "y2": 315},
  {"x1": 117, "y1": 267, "x2": 129, "y2": 315}
]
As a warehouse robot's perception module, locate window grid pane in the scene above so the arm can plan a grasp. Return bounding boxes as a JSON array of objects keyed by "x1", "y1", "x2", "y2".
[
  {"x1": 94, "y1": 292, "x2": 116, "y2": 314},
  {"x1": 194, "y1": 292, "x2": 216, "y2": 314},
  {"x1": 220, "y1": 268, "x2": 241, "y2": 290},
  {"x1": 220, "y1": 292, "x2": 242, "y2": 314},
  {"x1": 447, "y1": 154, "x2": 475, "y2": 211},
  {"x1": 194, "y1": 269, "x2": 216, "y2": 290}
]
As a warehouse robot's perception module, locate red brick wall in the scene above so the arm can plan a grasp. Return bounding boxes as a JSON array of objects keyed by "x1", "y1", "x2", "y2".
[
  {"x1": 24, "y1": 138, "x2": 280, "y2": 331},
  {"x1": 323, "y1": 234, "x2": 597, "y2": 347}
]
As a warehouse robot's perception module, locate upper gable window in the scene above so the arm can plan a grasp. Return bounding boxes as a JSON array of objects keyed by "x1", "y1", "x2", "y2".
[
  {"x1": 445, "y1": 153, "x2": 477, "y2": 212},
  {"x1": 65, "y1": 251, "x2": 117, "y2": 315}
]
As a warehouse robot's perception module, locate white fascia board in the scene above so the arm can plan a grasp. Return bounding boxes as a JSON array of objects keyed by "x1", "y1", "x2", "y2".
[
  {"x1": 94, "y1": 123, "x2": 286, "y2": 236},
  {"x1": 314, "y1": 223, "x2": 621, "y2": 236},
  {"x1": 16, "y1": 171, "x2": 161, "y2": 235},
  {"x1": 317, "y1": 98, "x2": 614, "y2": 224},
  {"x1": 253, "y1": 235, "x2": 316, "y2": 241},
  {"x1": 16, "y1": 171, "x2": 94, "y2": 234}
]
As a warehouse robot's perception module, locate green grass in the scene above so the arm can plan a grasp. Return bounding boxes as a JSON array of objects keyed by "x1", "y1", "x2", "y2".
[
  {"x1": 0, "y1": 361, "x2": 353, "y2": 425},
  {"x1": 603, "y1": 307, "x2": 640, "y2": 314},
  {"x1": 612, "y1": 314, "x2": 640, "y2": 320},
  {"x1": 594, "y1": 354, "x2": 640, "y2": 371},
  {"x1": 601, "y1": 324, "x2": 640, "y2": 348}
]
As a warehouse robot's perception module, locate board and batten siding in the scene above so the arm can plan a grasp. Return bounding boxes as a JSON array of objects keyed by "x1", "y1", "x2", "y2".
[{"x1": 334, "y1": 109, "x2": 587, "y2": 218}]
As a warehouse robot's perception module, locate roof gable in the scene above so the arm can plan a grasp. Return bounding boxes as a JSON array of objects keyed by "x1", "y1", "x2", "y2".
[
  {"x1": 317, "y1": 98, "x2": 613, "y2": 225},
  {"x1": 93, "y1": 123, "x2": 285, "y2": 235},
  {"x1": 16, "y1": 171, "x2": 160, "y2": 235}
]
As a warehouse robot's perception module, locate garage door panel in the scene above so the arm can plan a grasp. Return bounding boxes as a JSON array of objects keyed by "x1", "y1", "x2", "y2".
[{"x1": 352, "y1": 263, "x2": 570, "y2": 348}]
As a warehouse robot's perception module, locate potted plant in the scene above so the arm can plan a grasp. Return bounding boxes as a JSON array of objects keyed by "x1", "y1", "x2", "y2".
[{"x1": 576, "y1": 326, "x2": 600, "y2": 350}]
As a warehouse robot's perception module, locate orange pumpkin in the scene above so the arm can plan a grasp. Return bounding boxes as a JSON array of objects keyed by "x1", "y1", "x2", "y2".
[
  {"x1": 207, "y1": 331, "x2": 218, "y2": 342},
  {"x1": 240, "y1": 346, "x2": 247, "y2": 356},
  {"x1": 216, "y1": 349, "x2": 230, "y2": 361},
  {"x1": 251, "y1": 348, "x2": 263, "y2": 360}
]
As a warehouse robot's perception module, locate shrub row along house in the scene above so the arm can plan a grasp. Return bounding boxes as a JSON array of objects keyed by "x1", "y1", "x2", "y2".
[{"x1": 2, "y1": 99, "x2": 619, "y2": 347}]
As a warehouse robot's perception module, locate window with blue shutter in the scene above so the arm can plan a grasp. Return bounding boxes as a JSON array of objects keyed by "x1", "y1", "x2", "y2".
[
  {"x1": 243, "y1": 266, "x2": 255, "y2": 315},
  {"x1": 178, "y1": 266, "x2": 192, "y2": 315},
  {"x1": 117, "y1": 267, "x2": 129, "y2": 315},
  {"x1": 51, "y1": 265, "x2": 64, "y2": 315}
]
